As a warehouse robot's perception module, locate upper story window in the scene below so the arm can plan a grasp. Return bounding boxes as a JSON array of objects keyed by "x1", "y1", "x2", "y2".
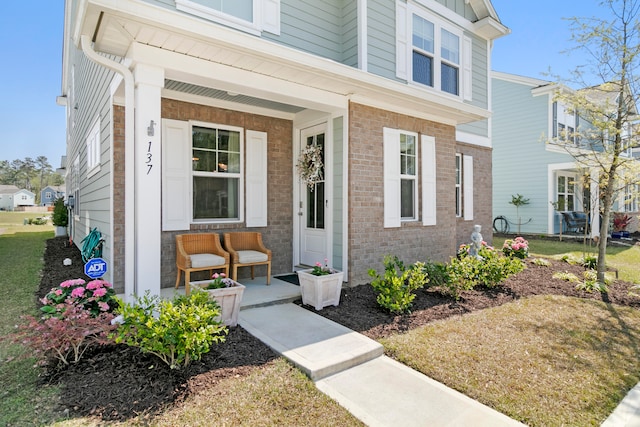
[
  {"x1": 411, "y1": 14, "x2": 461, "y2": 95},
  {"x1": 176, "y1": 0, "x2": 280, "y2": 35},
  {"x1": 552, "y1": 102, "x2": 578, "y2": 144}
]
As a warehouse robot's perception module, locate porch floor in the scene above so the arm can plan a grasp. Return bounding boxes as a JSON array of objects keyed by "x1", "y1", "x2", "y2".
[{"x1": 162, "y1": 275, "x2": 302, "y2": 309}]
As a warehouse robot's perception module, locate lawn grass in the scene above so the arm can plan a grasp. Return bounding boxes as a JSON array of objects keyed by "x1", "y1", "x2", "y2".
[
  {"x1": 0, "y1": 211, "x2": 53, "y2": 235},
  {"x1": 381, "y1": 295, "x2": 640, "y2": 426},
  {"x1": 526, "y1": 237, "x2": 640, "y2": 283},
  {"x1": 1, "y1": 232, "x2": 363, "y2": 427},
  {"x1": 0, "y1": 232, "x2": 62, "y2": 426}
]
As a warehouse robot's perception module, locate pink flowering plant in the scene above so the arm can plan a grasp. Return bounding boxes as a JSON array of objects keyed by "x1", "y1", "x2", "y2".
[
  {"x1": 205, "y1": 272, "x2": 236, "y2": 289},
  {"x1": 311, "y1": 258, "x2": 338, "y2": 276},
  {"x1": 40, "y1": 278, "x2": 117, "y2": 318},
  {"x1": 502, "y1": 237, "x2": 529, "y2": 259}
]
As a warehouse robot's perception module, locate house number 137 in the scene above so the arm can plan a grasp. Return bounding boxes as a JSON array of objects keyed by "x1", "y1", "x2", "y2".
[{"x1": 146, "y1": 141, "x2": 153, "y2": 175}]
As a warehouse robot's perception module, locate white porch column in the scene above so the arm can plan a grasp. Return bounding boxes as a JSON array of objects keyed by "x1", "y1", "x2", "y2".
[{"x1": 133, "y1": 64, "x2": 164, "y2": 297}]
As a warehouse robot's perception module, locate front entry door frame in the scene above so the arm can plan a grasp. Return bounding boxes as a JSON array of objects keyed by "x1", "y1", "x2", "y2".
[{"x1": 293, "y1": 120, "x2": 332, "y2": 268}]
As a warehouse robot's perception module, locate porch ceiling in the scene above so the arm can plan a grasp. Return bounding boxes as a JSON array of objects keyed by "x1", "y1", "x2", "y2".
[{"x1": 72, "y1": 0, "x2": 491, "y2": 125}]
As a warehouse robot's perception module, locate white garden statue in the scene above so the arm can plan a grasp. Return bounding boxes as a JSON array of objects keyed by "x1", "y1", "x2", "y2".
[{"x1": 469, "y1": 224, "x2": 483, "y2": 259}]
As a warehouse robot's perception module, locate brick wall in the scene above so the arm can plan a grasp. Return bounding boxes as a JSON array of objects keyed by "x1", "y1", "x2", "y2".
[
  {"x1": 455, "y1": 142, "x2": 493, "y2": 248},
  {"x1": 160, "y1": 99, "x2": 294, "y2": 288},
  {"x1": 347, "y1": 102, "x2": 492, "y2": 285}
]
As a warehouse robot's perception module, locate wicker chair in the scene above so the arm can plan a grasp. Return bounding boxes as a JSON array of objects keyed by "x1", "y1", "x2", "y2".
[
  {"x1": 175, "y1": 233, "x2": 230, "y2": 295},
  {"x1": 223, "y1": 232, "x2": 272, "y2": 285}
]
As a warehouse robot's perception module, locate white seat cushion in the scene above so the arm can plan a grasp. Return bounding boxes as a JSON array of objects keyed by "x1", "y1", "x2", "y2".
[
  {"x1": 237, "y1": 250, "x2": 268, "y2": 264},
  {"x1": 190, "y1": 253, "x2": 226, "y2": 268}
]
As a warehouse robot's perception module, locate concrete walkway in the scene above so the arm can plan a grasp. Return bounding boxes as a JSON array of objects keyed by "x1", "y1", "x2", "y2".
[
  {"x1": 170, "y1": 277, "x2": 639, "y2": 426},
  {"x1": 237, "y1": 279, "x2": 525, "y2": 427}
]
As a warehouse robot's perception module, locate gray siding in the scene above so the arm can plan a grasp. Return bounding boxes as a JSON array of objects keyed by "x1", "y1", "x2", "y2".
[
  {"x1": 367, "y1": 0, "x2": 397, "y2": 80},
  {"x1": 341, "y1": 0, "x2": 359, "y2": 67},
  {"x1": 263, "y1": 0, "x2": 344, "y2": 62},
  {"x1": 332, "y1": 116, "x2": 344, "y2": 273},
  {"x1": 435, "y1": 0, "x2": 477, "y2": 20},
  {"x1": 492, "y1": 77, "x2": 574, "y2": 233},
  {"x1": 67, "y1": 46, "x2": 116, "y2": 283}
]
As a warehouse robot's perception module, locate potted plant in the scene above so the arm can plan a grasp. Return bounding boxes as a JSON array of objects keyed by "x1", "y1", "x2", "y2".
[
  {"x1": 297, "y1": 260, "x2": 344, "y2": 310},
  {"x1": 612, "y1": 212, "x2": 631, "y2": 238},
  {"x1": 52, "y1": 197, "x2": 68, "y2": 237},
  {"x1": 190, "y1": 273, "x2": 245, "y2": 327}
]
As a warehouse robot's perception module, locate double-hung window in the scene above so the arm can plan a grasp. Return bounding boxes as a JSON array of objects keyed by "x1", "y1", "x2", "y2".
[
  {"x1": 552, "y1": 102, "x2": 578, "y2": 144},
  {"x1": 408, "y1": 10, "x2": 462, "y2": 96},
  {"x1": 455, "y1": 153, "x2": 474, "y2": 220},
  {"x1": 384, "y1": 128, "x2": 437, "y2": 228},
  {"x1": 86, "y1": 118, "x2": 100, "y2": 176},
  {"x1": 557, "y1": 174, "x2": 575, "y2": 211},
  {"x1": 400, "y1": 133, "x2": 418, "y2": 219},
  {"x1": 455, "y1": 154, "x2": 462, "y2": 217},
  {"x1": 191, "y1": 125, "x2": 242, "y2": 221},
  {"x1": 176, "y1": 0, "x2": 280, "y2": 35}
]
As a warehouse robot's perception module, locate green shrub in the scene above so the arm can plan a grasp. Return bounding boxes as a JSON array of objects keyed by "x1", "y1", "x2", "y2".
[
  {"x1": 552, "y1": 271, "x2": 580, "y2": 283},
  {"x1": 576, "y1": 270, "x2": 609, "y2": 293},
  {"x1": 368, "y1": 255, "x2": 429, "y2": 314},
  {"x1": 531, "y1": 258, "x2": 551, "y2": 267},
  {"x1": 444, "y1": 244, "x2": 525, "y2": 300},
  {"x1": 582, "y1": 255, "x2": 598, "y2": 270},
  {"x1": 112, "y1": 291, "x2": 227, "y2": 369},
  {"x1": 421, "y1": 260, "x2": 449, "y2": 288}
]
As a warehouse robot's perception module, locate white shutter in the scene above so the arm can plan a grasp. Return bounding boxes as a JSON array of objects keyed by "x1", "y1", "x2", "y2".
[
  {"x1": 463, "y1": 36, "x2": 472, "y2": 101},
  {"x1": 384, "y1": 127, "x2": 401, "y2": 228},
  {"x1": 246, "y1": 130, "x2": 268, "y2": 227},
  {"x1": 396, "y1": 1, "x2": 408, "y2": 80},
  {"x1": 162, "y1": 119, "x2": 191, "y2": 231},
  {"x1": 421, "y1": 135, "x2": 437, "y2": 226},
  {"x1": 262, "y1": 0, "x2": 281, "y2": 35},
  {"x1": 463, "y1": 154, "x2": 474, "y2": 220}
]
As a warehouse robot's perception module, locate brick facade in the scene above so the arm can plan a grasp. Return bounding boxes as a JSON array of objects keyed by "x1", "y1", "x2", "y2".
[
  {"x1": 347, "y1": 102, "x2": 492, "y2": 285},
  {"x1": 111, "y1": 99, "x2": 492, "y2": 290}
]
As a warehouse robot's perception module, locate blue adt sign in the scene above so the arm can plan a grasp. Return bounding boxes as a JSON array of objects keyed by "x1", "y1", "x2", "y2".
[{"x1": 84, "y1": 258, "x2": 107, "y2": 279}]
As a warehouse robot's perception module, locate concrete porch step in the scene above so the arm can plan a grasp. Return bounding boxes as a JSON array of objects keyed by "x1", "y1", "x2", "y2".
[{"x1": 238, "y1": 303, "x2": 384, "y2": 380}]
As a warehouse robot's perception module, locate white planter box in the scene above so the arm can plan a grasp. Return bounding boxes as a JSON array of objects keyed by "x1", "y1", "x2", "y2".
[
  {"x1": 297, "y1": 269, "x2": 344, "y2": 311},
  {"x1": 190, "y1": 280, "x2": 245, "y2": 327},
  {"x1": 54, "y1": 226, "x2": 67, "y2": 237}
]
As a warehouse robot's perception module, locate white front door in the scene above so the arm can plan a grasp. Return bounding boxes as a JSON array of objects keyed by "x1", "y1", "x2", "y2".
[{"x1": 299, "y1": 123, "x2": 327, "y2": 266}]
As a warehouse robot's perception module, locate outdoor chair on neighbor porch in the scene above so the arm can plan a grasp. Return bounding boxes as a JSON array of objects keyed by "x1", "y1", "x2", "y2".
[
  {"x1": 175, "y1": 233, "x2": 230, "y2": 295},
  {"x1": 561, "y1": 211, "x2": 590, "y2": 234},
  {"x1": 223, "y1": 232, "x2": 272, "y2": 285}
]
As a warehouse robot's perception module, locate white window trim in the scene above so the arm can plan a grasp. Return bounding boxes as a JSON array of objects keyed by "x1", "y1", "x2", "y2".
[
  {"x1": 455, "y1": 153, "x2": 462, "y2": 217},
  {"x1": 401, "y1": 3, "x2": 467, "y2": 99},
  {"x1": 86, "y1": 117, "x2": 101, "y2": 178},
  {"x1": 190, "y1": 121, "x2": 245, "y2": 224},
  {"x1": 176, "y1": 0, "x2": 280, "y2": 36}
]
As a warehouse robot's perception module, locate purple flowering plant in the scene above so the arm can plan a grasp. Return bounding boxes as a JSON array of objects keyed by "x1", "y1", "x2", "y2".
[
  {"x1": 40, "y1": 278, "x2": 117, "y2": 318},
  {"x1": 205, "y1": 272, "x2": 236, "y2": 289}
]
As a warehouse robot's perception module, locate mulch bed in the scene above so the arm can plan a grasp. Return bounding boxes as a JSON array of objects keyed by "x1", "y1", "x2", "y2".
[{"x1": 36, "y1": 236, "x2": 640, "y2": 422}]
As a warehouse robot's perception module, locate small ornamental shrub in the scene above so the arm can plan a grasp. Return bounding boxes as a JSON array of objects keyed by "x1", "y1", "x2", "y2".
[
  {"x1": 3, "y1": 303, "x2": 116, "y2": 366},
  {"x1": 576, "y1": 270, "x2": 610, "y2": 293},
  {"x1": 40, "y1": 278, "x2": 117, "y2": 318},
  {"x1": 368, "y1": 255, "x2": 429, "y2": 314},
  {"x1": 421, "y1": 261, "x2": 449, "y2": 288},
  {"x1": 502, "y1": 236, "x2": 529, "y2": 259},
  {"x1": 552, "y1": 271, "x2": 581, "y2": 283},
  {"x1": 531, "y1": 258, "x2": 551, "y2": 267},
  {"x1": 581, "y1": 255, "x2": 598, "y2": 270},
  {"x1": 112, "y1": 291, "x2": 228, "y2": 369},
  {"x1": 445, "y1": 243, "x2": 524, "y2": 299}
]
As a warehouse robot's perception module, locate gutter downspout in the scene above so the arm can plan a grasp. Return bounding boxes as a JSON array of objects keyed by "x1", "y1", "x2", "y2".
[{"x1": 81, "y1": 35, "x2": 136, "y2": 300}]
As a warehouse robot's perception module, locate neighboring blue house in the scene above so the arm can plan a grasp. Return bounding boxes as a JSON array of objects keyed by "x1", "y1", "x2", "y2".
[
  {"x1": 59, "y1": 0, "x2": 508, "y2": 296},
  {"x1": 492, "y1": 71, "x2": 639, "y2": 237},
  {"x1": 0, "y1": 185, "x2": 36, "y2": 211},
  {"x1": 41, "y1": 185, "x2": 66, "y2": 207}
]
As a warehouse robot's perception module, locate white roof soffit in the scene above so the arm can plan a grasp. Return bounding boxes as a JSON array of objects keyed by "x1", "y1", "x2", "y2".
[{"x1": 75, "y1": 0, "x2": 490, "y2": 125}]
